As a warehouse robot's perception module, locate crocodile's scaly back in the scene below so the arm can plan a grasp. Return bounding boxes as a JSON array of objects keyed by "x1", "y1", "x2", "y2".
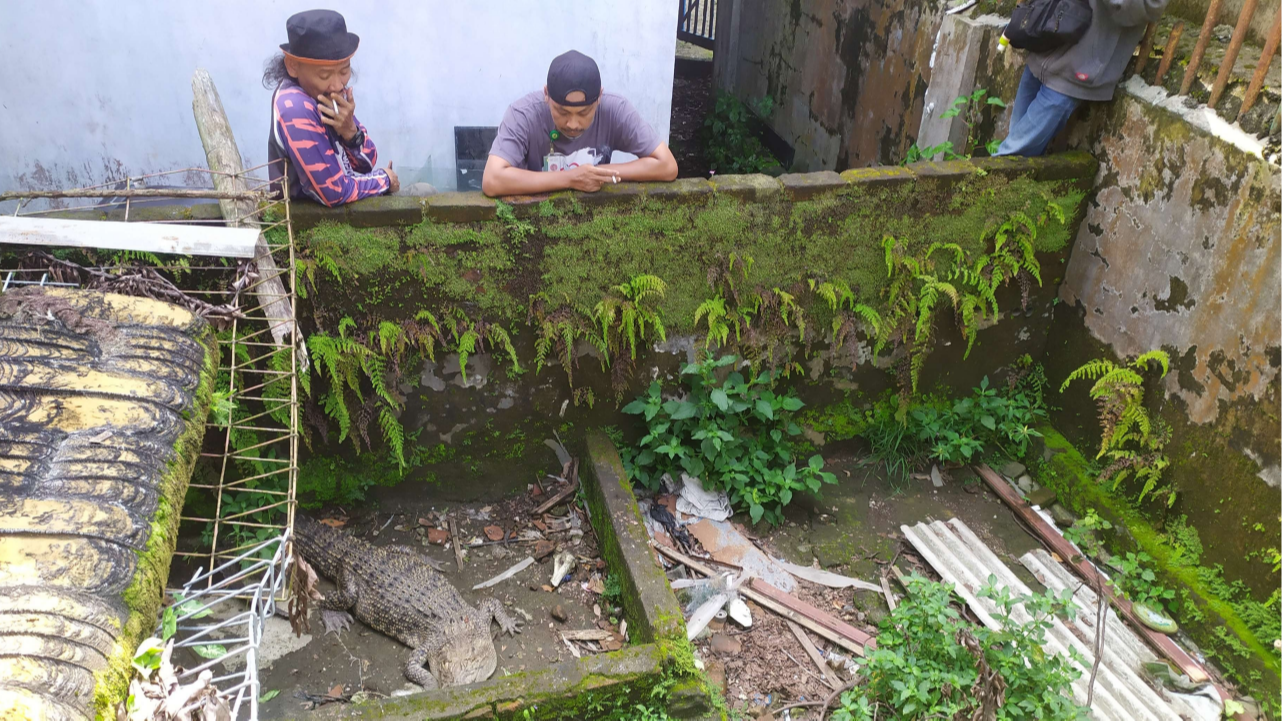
[
  {"x1": 293, "y1": 515, "x2": 363, "y2": 581},
  {"x1": 294, "y1": 515, "x2": 518, "y2": 688}
]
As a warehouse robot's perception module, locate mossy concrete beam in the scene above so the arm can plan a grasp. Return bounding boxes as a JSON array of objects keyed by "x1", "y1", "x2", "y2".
[
  {"x1": 708, "y1": 173, "x2": 784, "y2": 201},
  {"x1": 779, "y1": 170, "x2": 844, "y2": 200},
  {"x1": 304, "y1": 644, "x2": 671, "y2": 720},
  {"x1": 426, "y1": 192, "x2": 498, "y2": 223},
  {"x1": 582, "y1": 431, "x2": 687, "y2": 643}
]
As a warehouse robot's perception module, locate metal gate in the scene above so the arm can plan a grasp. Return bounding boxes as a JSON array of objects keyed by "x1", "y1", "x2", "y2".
[{"x1": 678, "y1": 0, "x2": 716, "y2": 49}]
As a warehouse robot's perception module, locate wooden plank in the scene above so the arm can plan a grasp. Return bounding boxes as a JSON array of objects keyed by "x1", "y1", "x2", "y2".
[
  {"x1": 880, "y1": 574, "x2": 898, "y2": 612},
  {"x1": 786, "y1": 620, "x2": 840, "y2": 690},
  {"x1": 975, "y1": 464, "x2": 1215, "y2": 685},
  {"x1": 652, "y1": 542, "x2": 872, "y2": 656},
  {"x1": 750, "y1": 578, "x2": 878, "y2": 649},
  {"x1": 0, "y1": 216, "x2": 259, "y2": 258},
  {"x1": 191, "y1": 69, "x2": 301, "y2": 364}
]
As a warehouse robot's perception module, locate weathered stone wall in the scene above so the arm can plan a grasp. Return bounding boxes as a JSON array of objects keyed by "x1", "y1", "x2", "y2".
[
  {"x1": 712, "y1": 0, "x2": 947, "y2": 169},
  {"x1": 1056, "y1": 85, "x2": 1281, "y2": 586}
]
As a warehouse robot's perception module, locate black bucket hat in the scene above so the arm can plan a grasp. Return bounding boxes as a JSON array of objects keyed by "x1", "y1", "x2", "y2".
[{"x1": 280, "y1": 9, "x2": 360, "y2": 63}]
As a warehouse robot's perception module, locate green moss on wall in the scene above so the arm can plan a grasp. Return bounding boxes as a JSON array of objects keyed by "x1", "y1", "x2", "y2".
[
  {"x1": 95, "y1": 326, "x2": 218, "y2": 719},
  {"x1": 1035, "y1": 427, "x2": 1281, "y2": 710},
  {"x1": 297, "y1": 173, "x2": 1085, "y2": 341}
]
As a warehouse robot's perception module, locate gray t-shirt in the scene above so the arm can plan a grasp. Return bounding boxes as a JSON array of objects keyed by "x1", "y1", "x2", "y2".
[{"x1": 488, "y1": 91, "x2": 661, "y2": 172}]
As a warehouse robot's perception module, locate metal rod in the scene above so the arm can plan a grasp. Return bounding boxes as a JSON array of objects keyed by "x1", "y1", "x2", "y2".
[
  {"x1": 1135, "y1": 22, "x2": 1159, "y2": 76},
  {"x1": 1209, "y1": 0, "x2": 1260, "y2": 107},
  {"x1": 1237, "y1": 13, "x2": 1281, "y2": 120},
  {"x1": 0, "y1": 188, "x2": 264, "y2": 201},
  {"x1": 1155, "y1": 22, "x2": 1186, "y2": 87},
  {"x1": 1181, "y1": 0, "x2": 1226, "y2": 95}
]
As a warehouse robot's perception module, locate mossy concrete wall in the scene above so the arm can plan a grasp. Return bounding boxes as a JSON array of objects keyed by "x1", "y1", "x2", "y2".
[
  {"x1": 284, "y1": 156, "x2": 1094, "y2": 467},
  {"x1": 711, "y1": 0, "x2": 948, "y2": 169},
  {"x1": 1053, "y1": 89, "x2": 1280, "y2": 597},
  {"x1": 926, "y1": 13, "x2": 1280, "y2": 693}
]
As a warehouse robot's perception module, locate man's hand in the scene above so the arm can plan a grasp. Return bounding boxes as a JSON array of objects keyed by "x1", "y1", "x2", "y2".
[
  {"x1": 385, "y1": 161, "x2": 400, "y2": 194},
  {"x1": 566, "y1": 165, "x2": 618, "y2": 193},
  {"x1": 318, "y1": 88, "x2": 359, "y2": 142}
]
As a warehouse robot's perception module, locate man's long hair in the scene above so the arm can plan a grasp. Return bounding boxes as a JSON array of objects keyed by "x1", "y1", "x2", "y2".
[{"x1": 262, "y1": 53, "x2": 293, "y2": 89}]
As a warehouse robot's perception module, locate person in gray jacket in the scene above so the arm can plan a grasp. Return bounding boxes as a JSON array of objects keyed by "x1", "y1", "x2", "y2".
[{"x1": 996, "y1": 0, "x2": 1168, "y2": 156}]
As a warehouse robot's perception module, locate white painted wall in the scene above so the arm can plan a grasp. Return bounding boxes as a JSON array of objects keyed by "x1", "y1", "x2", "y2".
[{"x1": 0, "y1": 0, "x2": 677, "y2": 198}]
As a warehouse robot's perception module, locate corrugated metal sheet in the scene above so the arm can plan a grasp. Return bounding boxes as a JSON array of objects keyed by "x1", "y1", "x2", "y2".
[{"x1": 901, "y1": 519, "x2": 1208, "y2": 721}]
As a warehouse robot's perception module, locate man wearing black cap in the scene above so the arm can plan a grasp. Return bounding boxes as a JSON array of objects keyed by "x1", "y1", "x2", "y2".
[
  {"x1": 481, "y1": 50, "x2": 678, "y2": 197},
  {"x1": 265, "y1": 9, "x2": 399, "y2": 207}
]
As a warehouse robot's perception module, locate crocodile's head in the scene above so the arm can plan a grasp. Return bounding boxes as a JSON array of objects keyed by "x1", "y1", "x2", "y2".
[{"x1": 428, "y1": 625, "x2": 498, "y2": 687}]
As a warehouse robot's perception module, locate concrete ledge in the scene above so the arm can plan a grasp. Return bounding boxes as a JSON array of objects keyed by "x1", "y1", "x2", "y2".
[
  {"x1": 708, "y1": 173, "x2": 783, "y2": 201},
  {"x1": 27, "y1": 153, "x2": 1098, "y2": 235},
  {"x1": 779, "y1": 170, "x2": 844, "y2": 200},
  {"x1": 583, "y1": 431, "x2": 686, "y2": 643},
  {"x1": 289, "y1": 201, "x2": 346, "y2": 232},
  {"x1": 972, "y1": 151, "x2": 1098, "y2": 185},
  {"x1": 839, "y1": 165, "x2": 916, "y2": 189},
  {"x1": 645, "y1": 177, "x2": 715, "y2": 202},
  {"x1": 344, "y1": 195, "x2": 426, "y2": 228},
  {"x1": 426, "y1": 192, "x2": 497, "y2": 223}
]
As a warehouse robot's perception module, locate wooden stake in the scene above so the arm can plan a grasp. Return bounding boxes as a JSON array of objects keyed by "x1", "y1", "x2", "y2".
[
  {"x1": 448, "y1": 518, "x2": 465, "y2": 571},
  {"x1": 786, "y1": 620, "x2": 840, "y2": 690},
  {"x1": 191, "y1": 69, "x2": 305, "y2": 368},
  {"x1": 1237, "y1": 13, "x2": 1281, "y2": 120},
  {"x1": 1208, "y1": 0, "x2": 1260, "y2": 108},
  {"x1": 1154, "y1": 22, "x2": 1186, "y2": 87},
  {"x1": 1181, "y1": 0, "x2": 1226, "y2": 95}
]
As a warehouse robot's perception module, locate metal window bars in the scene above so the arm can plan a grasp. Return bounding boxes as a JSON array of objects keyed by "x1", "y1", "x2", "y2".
[{"x1": 0, "y1": 161, "x2": 300, "y2": 720}]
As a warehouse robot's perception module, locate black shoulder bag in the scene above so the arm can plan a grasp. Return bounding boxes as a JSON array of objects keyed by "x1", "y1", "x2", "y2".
[{"x1": 1005, "y1": 0, "x2": 1093, "y2": 53}]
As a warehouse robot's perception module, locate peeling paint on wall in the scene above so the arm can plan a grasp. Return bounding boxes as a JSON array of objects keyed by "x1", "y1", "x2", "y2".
[{"x1": 1061, "y1": 98, "x2": 1281, "y2": 426}]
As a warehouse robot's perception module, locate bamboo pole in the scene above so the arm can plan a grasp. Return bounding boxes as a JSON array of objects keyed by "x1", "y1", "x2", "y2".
[
  {"x1": 0, "y1": 188, "x2": 262, "y2": 201},
  {"x1": 1237, "y1": 13, "x2": 1281, "y2": 120},
  {"x1": 1154, "y1": 22, "x2": 1186, "y2": 87},
  {"x1": 1181, "y1": 0, "x2": 1226, "y2": 95},
  {"x1": 1209, "y1": 0, "x2": 1260, "y2": 108}
]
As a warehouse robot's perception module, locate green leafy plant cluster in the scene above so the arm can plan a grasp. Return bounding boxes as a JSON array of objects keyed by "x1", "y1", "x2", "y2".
[
  {"x1": 903, "y1": 88, "x2": 1007, "y2": 163},
  {"x1": 702, "y1": 91, "x2": 781, "y2": 174},
  {"x1": 529, "y1": 274, "x2": 667, "y2": 394},
  {"x1": 621, "y1": 355, "x2": 836, "y2": 525},
  {"x1": 306, "y1": 311, "x2": 516, "y2": 468},
  {"x1": 1113, "y1": 550, "x2": 1178, "y2": 613},
  {"x1": 858, "y1": 359, "x2": 1049, "y2": 484},
  {"x1": 833, "y1": 574, "x2": 1084, "y2": 720},
  {"x1": 1060, "y1": 350, "x2": 1173, "y2": 506}
]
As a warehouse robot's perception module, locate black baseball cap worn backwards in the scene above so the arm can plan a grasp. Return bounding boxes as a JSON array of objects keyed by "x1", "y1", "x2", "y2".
[
  {"x1": 547, "y1": 50, "x2": 602, "y2": 107},
  {"x1": 281, "y1": 9, "x2": 360, "y2": 63}
]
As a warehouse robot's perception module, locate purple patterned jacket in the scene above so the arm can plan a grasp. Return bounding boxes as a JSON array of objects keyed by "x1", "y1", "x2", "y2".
[{"x1": 268, "y1": 80, "x2": 390, "y2": 207}]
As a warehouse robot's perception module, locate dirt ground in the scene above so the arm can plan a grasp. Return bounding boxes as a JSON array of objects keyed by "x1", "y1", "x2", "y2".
[
  {"x1": 248, "y1": 478, "x2": 623, "y2": 719},
  {"x1": 670, "y1": 71, "x2": 713, "y2": 179},
  {"x1": 678, "y1": 448, "x2": 1044, "y2": 719}
]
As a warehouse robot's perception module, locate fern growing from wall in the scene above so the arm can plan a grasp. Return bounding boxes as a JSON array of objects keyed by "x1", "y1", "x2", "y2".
[{"x1": 1060, "y1": 350, "x2": 1174, "y2": 506}]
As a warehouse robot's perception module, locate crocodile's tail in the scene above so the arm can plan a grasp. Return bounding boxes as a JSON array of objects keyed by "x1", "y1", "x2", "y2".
[{"x1": 292, "y1": 515, "x2": 360, "y2": 581}]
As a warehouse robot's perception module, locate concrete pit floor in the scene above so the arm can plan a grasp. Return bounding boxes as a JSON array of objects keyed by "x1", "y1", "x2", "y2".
[
  {"x1": 689, "y1": 447, "x2": 1045, "y2": 718},
  {"x1": 240, "y1": 491, "x2": 618, "y2": 719}
]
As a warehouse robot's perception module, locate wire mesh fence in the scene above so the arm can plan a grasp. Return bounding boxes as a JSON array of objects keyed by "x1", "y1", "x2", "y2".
[{"x1": 0, "y1": 162, "x2": 300, "y2": 720}]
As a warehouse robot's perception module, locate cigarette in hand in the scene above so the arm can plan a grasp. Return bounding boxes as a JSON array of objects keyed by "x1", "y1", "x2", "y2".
[
  {"x1": 612, "y1": 174, "x2": 619, "y2": 184},
  {"x1": 333, "y1": 99, "x2": 339, "y2": 115}
]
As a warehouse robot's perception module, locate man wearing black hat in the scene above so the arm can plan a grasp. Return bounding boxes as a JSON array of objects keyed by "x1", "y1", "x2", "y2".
[
  {"x1": 481, "y1": 50, "x2": 678, "y2": 197},
  {"x1": 266, "y1": 10, "x2": 399, "y2": 207}
]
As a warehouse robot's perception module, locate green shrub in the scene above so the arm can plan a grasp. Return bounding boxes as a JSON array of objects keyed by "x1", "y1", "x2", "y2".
[
  {"x1": 702, "y1": 92, "x2": 780, "y2": 174},
  {"x1": 832, "y1": 574, "x2": 1084, "y2": 721},
  {"x1": 621, "y1": 355, "x2": 835, "y2": 525},
  {"x1": 858, "y1": 359, "x2": 1049, "y2": 484}
]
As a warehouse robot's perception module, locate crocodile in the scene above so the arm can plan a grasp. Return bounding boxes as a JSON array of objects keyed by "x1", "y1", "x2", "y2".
[{"x1": 294, "y1": 515, "x2": 521, "y2": 689}]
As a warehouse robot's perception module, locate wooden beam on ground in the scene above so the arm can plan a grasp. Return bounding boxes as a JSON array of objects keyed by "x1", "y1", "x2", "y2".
[
  {"x1": 975, "y1": 463, "x2": 1216, "y2": 686},
  {"x1": 653, "y1": 543, "x2": 873, "y2": 656},
  {"x1": 0, "y1": 216, "x2": 259, "y2": 258},
  {"x1": 786, "y1": 619, "x2": 840, "y2": 690},
  {"x1": 191, "y1": 69, "x2": 303, "y2": 367}
]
